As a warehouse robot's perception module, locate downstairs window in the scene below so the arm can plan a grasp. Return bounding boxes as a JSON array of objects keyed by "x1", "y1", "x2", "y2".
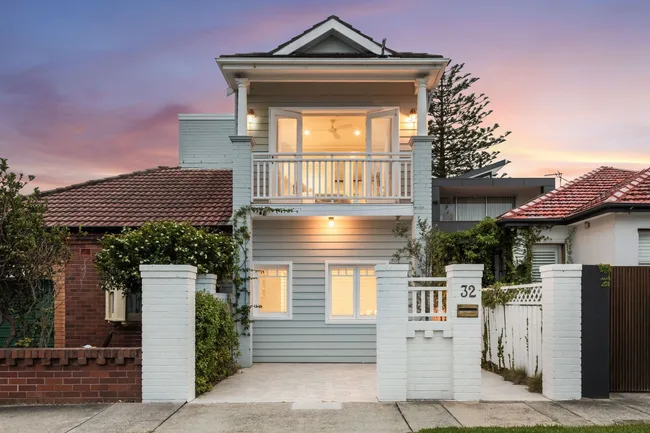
[
  {"x1": 253, "y1": 262, "x2": 292, "y2": 319},
  {"x1": 326, "y1": 264, "x2": 378, "y2": 324}
]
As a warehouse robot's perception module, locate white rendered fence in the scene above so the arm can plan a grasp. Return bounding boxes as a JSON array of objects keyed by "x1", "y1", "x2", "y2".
[{"x1": 483, "y1": 283, "x2": 543, "y2": 376}]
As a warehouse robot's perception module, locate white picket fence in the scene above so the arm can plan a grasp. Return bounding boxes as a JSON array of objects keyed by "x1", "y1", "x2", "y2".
[{"x1": 483, "y1": 284, "x2": 543, "y2": 376}]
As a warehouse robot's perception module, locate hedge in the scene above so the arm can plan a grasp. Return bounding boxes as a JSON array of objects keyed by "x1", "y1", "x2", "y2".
[{"x1": 195, "y1": 291, "x2": 239, "y2": 395}]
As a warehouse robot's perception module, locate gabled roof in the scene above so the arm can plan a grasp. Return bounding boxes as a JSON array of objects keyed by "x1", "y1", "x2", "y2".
[
  {"x1": 42, "y1": 167, "x2": 232, "y2": 229},
  {"x1": 220, "y1": 15, "x2": 443, "y2": 59},
  {"x1": 499, "y1": 166, "x2": 650, "y2": 224}
]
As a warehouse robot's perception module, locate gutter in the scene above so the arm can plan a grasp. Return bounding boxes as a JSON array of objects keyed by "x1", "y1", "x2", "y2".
[{"x1": 498, "y1": 203, "x2": 650, "y2": 227}]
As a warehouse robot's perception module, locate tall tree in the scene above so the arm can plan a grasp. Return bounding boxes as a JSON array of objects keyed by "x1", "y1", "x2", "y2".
[
  {"x1": 429, "y1": 63, "x2": 511, "y2": 178},
  {"x1": 0, "y1": 158, "x2": 70, "y2": 347}
]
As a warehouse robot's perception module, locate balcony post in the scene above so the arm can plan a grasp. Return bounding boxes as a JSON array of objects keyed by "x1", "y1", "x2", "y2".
[
  {"x1": 409, "y1": 136, "x2": 433, "y2": 243},
  {"x1": 416, "y1": 78, "x2": 428, "y2": 136},
  {"x1": 236, "y1": 78, "x2": 249, "y2": 136}
]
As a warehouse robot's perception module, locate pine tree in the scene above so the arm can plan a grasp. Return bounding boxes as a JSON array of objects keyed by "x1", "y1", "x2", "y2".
[{"x1": 429, "y1": 63, "x2": 511, "y2": 178}]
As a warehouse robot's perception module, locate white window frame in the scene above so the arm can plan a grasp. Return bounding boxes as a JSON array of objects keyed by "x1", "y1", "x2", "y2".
[
  {"x1": 639, "y1": 229, "x2": 650, "y2": 266},
  {"x1": 252, "y1": 261, "x2": 293, "y2": 320},
  {"x1": 325, "y1": 260, "x2": 386, "y2": 325},
  {"x1": 268, "y1": 107, "x2": 400, "y2": 154}
]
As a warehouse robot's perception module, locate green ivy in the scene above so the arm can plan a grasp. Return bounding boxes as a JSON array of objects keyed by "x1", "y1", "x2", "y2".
[
  {"x1": 195, "y1": 292, "x2": 239, "y2": 395},
  {"x1": 598, "y1": 263, "x2": 611, "y2": 288},
  {"x1": 94, "y1": 221, "x2": 235, "y2": 295}
]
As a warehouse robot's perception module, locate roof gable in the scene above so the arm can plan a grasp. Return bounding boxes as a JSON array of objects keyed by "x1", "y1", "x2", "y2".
[{"x1": 270, "y1": 15, "x2": 392, "y2": 56}]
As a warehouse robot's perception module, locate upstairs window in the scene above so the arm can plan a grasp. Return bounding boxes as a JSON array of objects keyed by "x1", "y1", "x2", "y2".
[{"x1": 440, "y1": 196, "x2": 515, "y2": 221}]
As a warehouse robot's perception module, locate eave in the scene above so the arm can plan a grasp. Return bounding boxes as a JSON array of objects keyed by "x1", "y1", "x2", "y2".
[{"x1": 498, "y1": 203, "x2": 650, "y2": 227}]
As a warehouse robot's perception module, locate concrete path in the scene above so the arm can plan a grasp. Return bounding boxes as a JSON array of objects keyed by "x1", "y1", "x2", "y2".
[
  {"x1": 2, "y1": 396, "x2": 650, "y2": 432},
  {"x1": 480, "y1": 370, "x2": 548, "y2": 401}
]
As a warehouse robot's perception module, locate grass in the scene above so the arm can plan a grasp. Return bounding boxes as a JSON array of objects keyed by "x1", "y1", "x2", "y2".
[
  {"x1": 527, "y1": 373, "x2": 543, "y2": 393},
  {"x1": 503, "y1": 367, "x2": 528, "y2": 385},
  {"x1": 418, "y1": 426, "x2": 650, "y2": 433}
]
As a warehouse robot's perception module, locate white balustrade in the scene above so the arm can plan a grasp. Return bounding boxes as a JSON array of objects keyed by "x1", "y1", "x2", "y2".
[{"x1": 252, "y1": 152, "x2": 412, "y2": 202}]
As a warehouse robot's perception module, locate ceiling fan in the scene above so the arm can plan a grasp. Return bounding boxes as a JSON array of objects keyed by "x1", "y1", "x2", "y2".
[{"x1": 328, "y1": 119, "x2": 353, "y2": 139}]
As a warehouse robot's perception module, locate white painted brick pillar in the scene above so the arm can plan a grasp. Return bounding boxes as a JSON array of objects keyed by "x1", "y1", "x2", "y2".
[
  {"x1": 376, "y1": 263, "x2": 409, "y2": 402},
  {"x1": 447, "y1": 264, "x2": 484, "y2": 401},
  {"x1": 195, "y1": 273, "x2": 217, "y2": 294},
  {"x1": 409, "y1": 136, "x2": 433, "y2": 243},
  {"x1": 541, "y1": 264, "x2": 582, "y2": 400},
  {"x1": 230, "y1": 135, "x2": 255, "y2": 368},
  {"x1": 140, "y1": 265, "x2": 197, "y2": 403}
]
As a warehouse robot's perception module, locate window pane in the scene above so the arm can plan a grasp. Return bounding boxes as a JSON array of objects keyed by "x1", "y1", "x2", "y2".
[
  {"x1": 258, "y1": 268, "x2": 287, "y2": 313},
  {"x1": 331, "y1": 267, "x2": 354, "y2": 316},
  {"x1": 456, "y1": 197, "x2": 486, "y2": 221},
  {"x1": 486, "y1": 196, "x2": 515, "y2": 218},
  {"x1": 440, "y1": 197, "x2": 455, "y2": 221},
  {"x1": 277, "y1": 118, "x2": 297, "y2": 153},
  {"x1": 359, "y1": 268, "x2": 377, "y2": 317}
]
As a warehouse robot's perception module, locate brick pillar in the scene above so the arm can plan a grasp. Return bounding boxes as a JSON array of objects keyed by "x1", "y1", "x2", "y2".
[
  {"x1": 447, "y1": 264, "x2": 484, "y2": 401},
  {"x1": 140, "y1": 265, "x2": 197, "y2": 403},
  {"x1": 195, "y1": 274, "x2": 217, "y2": 294},
  {"x1": 541, "y1": 264, "x2": 582, "y2": 400},
  {"x1": 230, "y1": 135, "x2": 255, "y2": 368},
  {"x1": 53, "y1": 266, "x2": 66, "y2": 347},
  {"x1": 409, "y1": 136, "x2": 433, "y2": 248},
  {"x1": 376, "y1": 263, "x2": 409, "y2": 402}
]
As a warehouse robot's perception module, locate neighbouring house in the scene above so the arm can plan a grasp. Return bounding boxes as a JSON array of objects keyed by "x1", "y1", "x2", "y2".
[
  {"x1": 432, "y1": 159, "x2": 555, "y2": 232},
  {"x1": 498, "y1": 166, "x2": 650, "y2": 279},
  {"x1": 43, "y1": 167, "x2": 232, "y2": 348}
]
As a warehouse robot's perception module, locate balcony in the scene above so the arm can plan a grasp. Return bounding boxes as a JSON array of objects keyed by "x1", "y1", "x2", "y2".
[{"x1": 252, "y1": 152, "x2": 412, "y2": 204}]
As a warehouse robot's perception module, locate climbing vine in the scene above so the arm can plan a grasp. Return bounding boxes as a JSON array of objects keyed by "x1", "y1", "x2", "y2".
[
  {"x1": 231, "y1": 205, "x2": 294, "y2": 334},
  {"x1": 564, "y1": 227, "x2": 577, "y2": 264},
  {"x1": 514, "y1": 226, "x2": 547, "y2": 284}
]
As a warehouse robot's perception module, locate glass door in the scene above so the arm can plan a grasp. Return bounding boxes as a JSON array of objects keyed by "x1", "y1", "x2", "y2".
[
  {"x1": 270, "y1": 109, "x2": 302, "y2": 197},
  {"x1": 366, "y1": 109, "x2": 399, "y2": 198}
]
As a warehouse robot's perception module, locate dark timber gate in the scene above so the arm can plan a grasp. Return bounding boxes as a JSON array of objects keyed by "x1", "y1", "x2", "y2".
[{"x1": 610, "y1": 266, "x2": 650, "y2": 392}]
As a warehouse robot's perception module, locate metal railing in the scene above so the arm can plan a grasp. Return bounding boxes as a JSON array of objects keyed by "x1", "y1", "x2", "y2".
[{"x1": 252, "y1": 152, "x2": 412, "y2": 202}]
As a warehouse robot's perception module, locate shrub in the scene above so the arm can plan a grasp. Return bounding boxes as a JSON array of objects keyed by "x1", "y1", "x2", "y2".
[
  {"x1": 503, "y1": 367, "x2": 528, "y2": 385},
  {"x1": 527, "y1": 373, "x2": 543, "y2": 393},
  {"x1": 195, "y1": 291, "x2": 239, "y2": 395},
  {"x1": 95, "y1": 221, "x2": 235, "y2": 295}
]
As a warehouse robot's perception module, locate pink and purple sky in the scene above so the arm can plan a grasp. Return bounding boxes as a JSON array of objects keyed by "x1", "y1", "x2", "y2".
[{"x1": 1, "y1": 0, "x2": 649, "y2": 190}]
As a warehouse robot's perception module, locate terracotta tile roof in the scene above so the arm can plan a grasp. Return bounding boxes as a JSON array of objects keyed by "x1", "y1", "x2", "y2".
[
  {"x1": 42, "y1": 167, "x2": 232, "y2": 228},
  {"x1": 499, "y1": 166, "x2": 648, "y2": 222}
]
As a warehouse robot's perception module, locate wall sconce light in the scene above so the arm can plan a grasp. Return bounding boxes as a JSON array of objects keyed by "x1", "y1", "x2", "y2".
[
  {"x1": 584, "y1": 221, "x2": 590, "y2": 229},
  {"x1": 304, "y1": 129, "x2": 311, "y2": 136},
  {"x1": 354, "y1": 130, "x2": 361, "y2": 136},
  {"x1": 408, "y1": 108, "x2": 417, "y2": 124},
  {"x1": 247, "y1": 109, "x2": 255, "y2": 124},
  {"x1": 328, "y1": 217, "x2": 335, "y2": 228}
]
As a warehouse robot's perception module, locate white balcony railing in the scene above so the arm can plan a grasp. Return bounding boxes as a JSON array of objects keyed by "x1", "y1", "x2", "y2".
[{"x1": 252, "y1": 152, "x2": 412, "y2": 203}]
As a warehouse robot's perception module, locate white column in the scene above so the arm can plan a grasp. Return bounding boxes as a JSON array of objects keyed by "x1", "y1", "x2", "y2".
[
  {"x1": 140, "y1": 265, "x2": 197, "y2": 403},
  {"x1": 416, "y1": 78, "x2": 428, "y2": 136},
  {"x1": 236, "y1": 78, "x2": 249, "y2": 136},
  {"x1": 376, "y1": 263, "x2": 409, "y2": 402},
  {"x1": 409, "y1": 136, "x2": 433, "y2": 253},
  {"x1": 195, "y1": 273, "x2": 217, "y2": 295},
  {"x1": 541, "y1": 264, "x2": 582, "y2": 400},
  {"x1": 447, "y1": 264, "x2": 483, "y2": 401}
]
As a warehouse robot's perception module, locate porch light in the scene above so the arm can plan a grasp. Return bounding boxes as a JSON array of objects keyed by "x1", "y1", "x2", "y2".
[
  {"x1": 328, "y1": 217, "x2": 335, "y2": 228},
  {"x1": 408, "y1": 108, "x2": 417, "y2": 123},
  {"x1": 354, "y1": 130, "x2": 361, "y2": 136},
  {"x1": 247, "y1": 109, "x2": 255, "y2": 124},
  {"x1": 304, "y1": 130, "x2": 311, "y2": 136}
]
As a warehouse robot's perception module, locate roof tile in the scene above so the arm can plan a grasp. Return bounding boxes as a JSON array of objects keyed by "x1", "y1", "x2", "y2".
[{"x1": 42, "y1": 167, "x2": 232, "y2": 228}]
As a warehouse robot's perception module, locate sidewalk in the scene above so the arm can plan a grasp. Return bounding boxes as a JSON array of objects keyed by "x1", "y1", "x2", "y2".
[{"x1": 1, "y1": 395, "x2": 649, "y2": 433}]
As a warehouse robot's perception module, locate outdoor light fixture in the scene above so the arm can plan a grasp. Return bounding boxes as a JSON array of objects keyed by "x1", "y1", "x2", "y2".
[
  {"x1": 247, "y1": 109, "x2": 255, "y2": 123},
  {"x1": 328, "y1": 217, "x2": 335, "y2": 228},
  {"x1": 354, "y1": 130, "x2": 361, "y2": 136},
  {"x1": 408, "y1": 108, "x2": 417, "y2": 123},
  {"x1": 304, "y1": 129, "x2": 311, "y2": 136}
]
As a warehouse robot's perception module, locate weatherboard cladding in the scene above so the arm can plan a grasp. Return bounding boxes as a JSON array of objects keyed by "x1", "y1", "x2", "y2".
[
  {"x1": 251, "y1": 218, "x2": 406, "y2": 363},
  {"x1": 179, "y1": 117, "x2": 235, "y2": 169}
]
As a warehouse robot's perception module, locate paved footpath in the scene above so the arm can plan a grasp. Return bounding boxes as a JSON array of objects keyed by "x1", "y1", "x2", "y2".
[{"x1": 1, "y1": 394, "x2": 650, "y2": 433}]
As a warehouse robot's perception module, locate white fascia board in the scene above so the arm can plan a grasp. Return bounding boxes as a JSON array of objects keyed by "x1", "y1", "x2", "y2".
[
  {"x1": 251, "y1": 204, "x2": 414, "y2": 218},
  {"x1": 274, "y1": 19, "x2": 382, "y2": 55},
  {"x1": 178, "y1": 114, "x2": 234, "y2": 120}
]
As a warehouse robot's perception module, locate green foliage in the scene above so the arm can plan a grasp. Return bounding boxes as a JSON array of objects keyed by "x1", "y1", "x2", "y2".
[
  {"x1": 0, "y1": 158, "x2": 71, "y2": 347},
  {"x1": 195, "y1": 292, "x2": 239, "y2": 395},
  {"x1": 503, "y1": 367, "x2": 528, "y2": 385},
  {"x1": 94, "y1": 221, "x2": 234, "y2": 295},
  {"x1": 497, "y1": 329, "x2": 505, "y2": 369},
  {"x1": 481, "y1": 319, "x2": 489, "y2": 367},
  {"x1": 565, "y1": 227, "x2": 577, "y2": 264},
  {"x1": 598, "y1": 263, "x2": 611, "y2": 288},
  {"x1": 230, "y1": 205, "x2": 294, "y2": 334},
  {"x1": 429, "y1": 62, "x2": 511, "y2": 178},
  {"x1": 393, "y1": 217, "x2": 520, "y2": 286},
  {"x1": 528, "y1": 372, "x2": 543, "y2": 394}
]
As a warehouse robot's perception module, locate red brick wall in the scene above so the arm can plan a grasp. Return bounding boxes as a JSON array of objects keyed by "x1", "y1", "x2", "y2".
[
  {"x1": 60, "y1": 235, "x2": 141, "y2": 348},
  {"x1": 0, "y1": 348, "x2": 141, "y2": 404}
]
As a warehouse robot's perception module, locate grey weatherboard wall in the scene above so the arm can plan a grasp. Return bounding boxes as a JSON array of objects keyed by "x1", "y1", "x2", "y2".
[
  {"x1": 251, "y1": 218, "x2": 407, "y2": 363},
  {"x1": 179, "y1": 116, "x2": 235, "y2": 169}
]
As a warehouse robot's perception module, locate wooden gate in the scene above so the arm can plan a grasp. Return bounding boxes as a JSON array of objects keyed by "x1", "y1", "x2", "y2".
[{"x1": 610, "y1": 266, "x2": 650, "y2": 392}]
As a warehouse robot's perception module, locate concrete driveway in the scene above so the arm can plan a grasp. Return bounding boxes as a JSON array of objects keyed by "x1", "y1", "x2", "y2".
[{"x1": 2, "y1": 395, "x2": 650, "y2": 433}]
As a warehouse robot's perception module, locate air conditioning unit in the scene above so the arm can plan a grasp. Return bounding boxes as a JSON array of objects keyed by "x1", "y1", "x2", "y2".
[{"x1": 105, "y1": 289, "x2": 127, "y2": 322}]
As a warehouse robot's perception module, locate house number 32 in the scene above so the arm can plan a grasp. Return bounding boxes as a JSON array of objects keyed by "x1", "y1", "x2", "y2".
[{"x1": 460, "y1": 285, "x2": 476, "y2": 298}]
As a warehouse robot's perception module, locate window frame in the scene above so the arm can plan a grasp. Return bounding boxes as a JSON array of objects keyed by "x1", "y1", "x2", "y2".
[
  {"x1": 325, "y1": 260, "x2": 386, "y2": 325},
  {"x1": 439, "y1": 196, "x2": 516, "y2": 221},
  {"x1": 639, "y1": 229, "x2": 650, "y2": 266},
  {"x1": 252, "y1": 261, "x2": 293, "y2": 320}
]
